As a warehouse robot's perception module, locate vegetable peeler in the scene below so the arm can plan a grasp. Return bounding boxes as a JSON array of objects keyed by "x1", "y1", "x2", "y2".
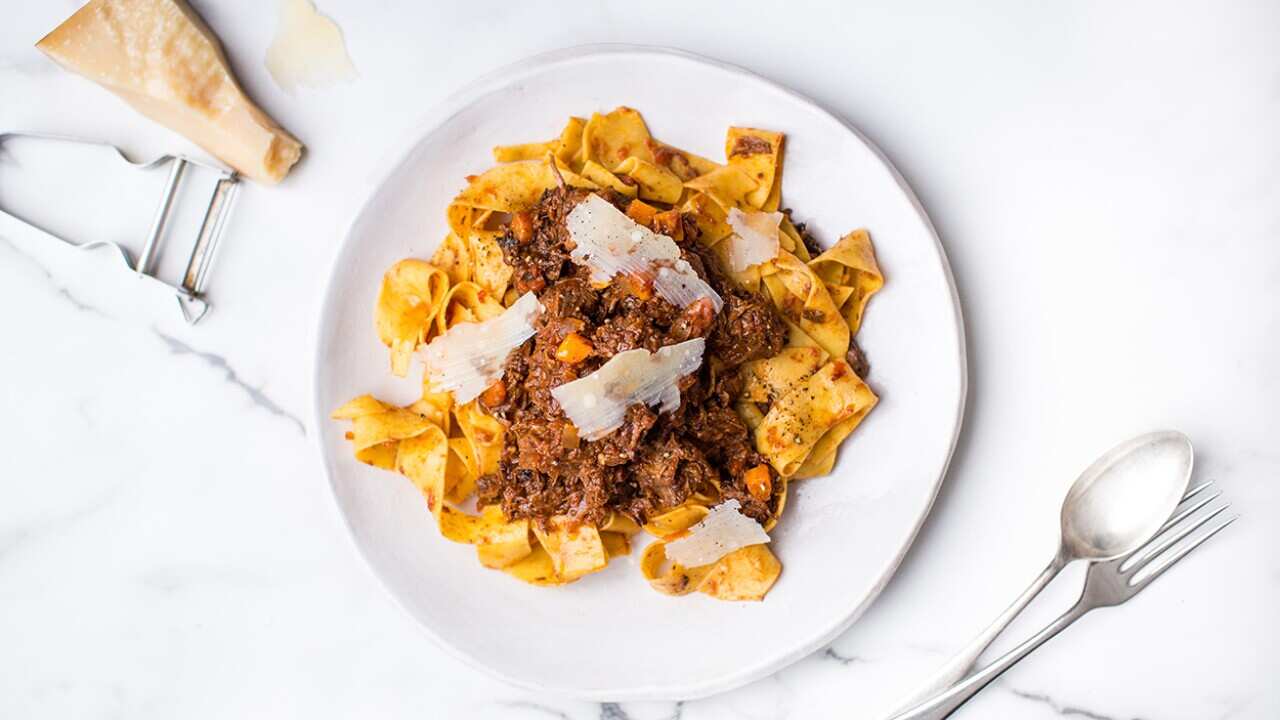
[{"x1": 0, "y1": 132, "x2": 239, "y2": 324}]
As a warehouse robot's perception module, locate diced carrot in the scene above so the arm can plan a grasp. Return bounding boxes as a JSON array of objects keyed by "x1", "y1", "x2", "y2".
[
  {"x1": 561, "y1": 423, "x2": 580, "y2": 449},
  {"x1": 479, "y1": 380, "x2": 507, "y2": 408},
  {"x1": 626, "y1": 199, "x2": 658, "y2": 227},
  {"x1": 651, "y1": 210, "x2": 683, "y2": 240},
  {"x1": 555, "y1": 332, "x2": 593, "y2": 364},
  {"x1": 621, "y1": 272, "x2": 654, "y2": 300},
  {"x1": 510, "y1": 211, "x2": 534, "y2": 244},
  {"x1": 745, "y1": 464, "x2": 773, "y2": 502}
]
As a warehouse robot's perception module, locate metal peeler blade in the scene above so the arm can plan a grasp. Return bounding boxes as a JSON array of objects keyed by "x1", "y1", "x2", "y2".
[{"x1": 0, "y1": 131, "x2": 239, "y2": 324}]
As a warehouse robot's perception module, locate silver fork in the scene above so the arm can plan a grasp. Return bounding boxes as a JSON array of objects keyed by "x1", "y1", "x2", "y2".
[{"x1": 889, "y1": 481, "x2": 1236, "y2": 720}]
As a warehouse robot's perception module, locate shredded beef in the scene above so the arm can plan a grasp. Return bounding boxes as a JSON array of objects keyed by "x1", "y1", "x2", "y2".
[
  {"x1": 782, "y1": 208, "x2": 825, "y2": 258},
  {"x1": 481, "y1": 187, "x2": 795, "y2": 526},
  {"x1": 496, "y1": 187, "x2": 632, "y2": 295},
  {"x1": 846, "y1": 339, "x2": 870, "y2": 379},
  {"x1": 710, "y1": 290, "x2": 787, "y2": 368}
]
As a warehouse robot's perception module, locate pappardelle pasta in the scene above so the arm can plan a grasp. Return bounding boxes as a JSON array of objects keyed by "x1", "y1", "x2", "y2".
[{"x1": 333, "y1": 107, "x2": 882, "y2": 601}]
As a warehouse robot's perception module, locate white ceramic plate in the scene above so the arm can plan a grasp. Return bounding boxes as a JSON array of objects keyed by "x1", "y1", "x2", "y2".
[{"x1": 313, "y1": 45, "x2": 965, "y2": 701}]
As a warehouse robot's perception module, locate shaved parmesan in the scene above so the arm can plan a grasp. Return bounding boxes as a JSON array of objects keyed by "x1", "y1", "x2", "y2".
[
  {"x1": 665, "y1": 500, "x2": 771, "y2": 567},
  {"x1": 566, "y1": 194, "x2": 722, "y2": 312},
  {"x1": 654, "y1": 265, "x2": 722, "y2": 312},
  {"x1": 551, "y1": 338, "x2": 705, "y2": 440},
  {"x1": 420, "y1": 292, "x2": 540, "y2": 403},
  {"x1": 725, "y1": 208, "x2": 783, "y2": 271}
]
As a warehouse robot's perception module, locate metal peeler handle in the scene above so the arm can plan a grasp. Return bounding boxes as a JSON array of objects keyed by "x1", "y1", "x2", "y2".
[{"x1": 0, "y1": 131, "x2": 239, "y2": 324}]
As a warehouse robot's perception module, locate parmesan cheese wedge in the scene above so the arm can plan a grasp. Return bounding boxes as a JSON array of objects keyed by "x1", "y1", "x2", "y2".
[
  {"x1": 421, "y1": 292, "x2": 541, "y2": 404},
  {"x1": 551, "y1": 338, "x2": 705, "y2": 440},
  {"x1": 664, "y1": 500, "x2": 771, "y2": 568},
  {"x1": 37, "y1": 0, "x2": 304, "y2": 184},
  {"x1": 566, "y1": 194, "x2": 723, "y2": 312},
  {"x1": 725, "y1": 208, "x2": 783, "y2": 271}
]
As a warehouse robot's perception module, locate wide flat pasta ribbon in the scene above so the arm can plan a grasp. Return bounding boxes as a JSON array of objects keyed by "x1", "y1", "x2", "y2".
[
  {"x1": 582, "y1": 107, "x2": 656, "y2": 170},
  {"x1": 637, "y1": 501, "x2": 780, "y2": 600},
  {"x1": 440, "y1": 505, "x2": 533, "y2": 569},
  {"x1": 694, "y1": 545, "x2": 782, "y2": 601},
  {"x1": 684, "y1": 163, "x2": 759, "y2": 211},
  {"x1": 809, "y1": 229, "x2": 883, "y2": 336},
  {"x1": 640, "y1": 541, "x2": 714, "y2": 596},
  {"x1": 725, "y1": 127, "x2": 784, "y2": 210},
  {"x1": 501, "y1": 523, "x2": 627, "y2": 586},
  {"x1": 331, "y1": 394, "x2": 391, "y2": 421},
  {"x1": 640, "y1": 540, "x2": 782, "y2": 601},
  {"x1": 642, "y1": 504, "x2": 709, "y2": 537},
  {"x1": 601, "y1": 531, "x2": 632, "y2": 559},
  {"x1": 431, "y1": 281, "x2": 506, "y2": 338},
  {"x1": 741, "y1": 346, "x2": 829, "y2": 403},
  {"x1": 444, "y1": 436, "x2": 478, "y2": 504},
  {"x1": 334, "y1": 396, "x2": 436, "y2": 469},
  {"x1": 468, "y1": 228, "x2": 513, "y2": 299},
  {"x1": 683, "y1": 191, "x2": 733, "y2": 247},
  {"x1": 554, "y1": 116, "x2": 587, "y2": 169},
  {"x1": 615, "y1": 156, "x2": 683, "y2": 204},
  {"x1": 601, "y1": 511, "x2": 642, "y2": 536},
  {"x1": 792, "y1": 412, "x2": 870, "y2": 480},
  {"x1": 452, "y1": 157, "x2": 597, "y2": 216},
  {"x1": 431, "y1": 232, "x2": 473, "y2": 285},
  {"x1": 779, "y1": 216, "x2": 811, "y2": 262},
  {"x1": 501, "y1": 546, "x2": 565, "y2": 586},
  {"x1": 656, "y1": 143, "x2": 720, "y2": 181},
  {"x1": 578, "y1": 107, "x2": 721, "y2": 183},
  {"x1": 408, "y1": 390, "x2": 452, "y2": 432},
  {"x1": 454, "y1": 400, "x2": 505, "y2": 476},
  {"x1": 491, "y1": 141, "x2": 558, "y2": 163},
  {"x1": 755, "y1": 359, "x2": 877, "y2": 476},
  {"x1": 580, "y1": 160, "x2": 639, "y2": 197},
  {"x1": 332, "y1": 395, "x2": 423, "y2": 470},
  {"x1": 374, "y1": 259, "x2": 450, "y2": 377},
  {"x1": 491, "y1": 116, "x2": 590, "y2": 168},
  {"x1": 762, "y1": 474, "x2": 789, "y2": 532},
  {"x1": 533, "y1": 517, "x2": 609, "y2": 581},
  {"x1": 395, "y1": 424, "x2": 449, "y2": 520},
  {"x1": 761, "y1": 250, "x2": 849, "y2": 359}
]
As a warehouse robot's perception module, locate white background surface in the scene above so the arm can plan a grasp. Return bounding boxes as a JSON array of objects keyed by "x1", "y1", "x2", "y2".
[{"x1": 1, "y1": 1, "x2": 1276, "y2": 718}]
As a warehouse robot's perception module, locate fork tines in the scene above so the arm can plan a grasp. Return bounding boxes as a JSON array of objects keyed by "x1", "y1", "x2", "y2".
[{"x1": 1117, "y1": 479, "x2": 1237, "y2": 588}]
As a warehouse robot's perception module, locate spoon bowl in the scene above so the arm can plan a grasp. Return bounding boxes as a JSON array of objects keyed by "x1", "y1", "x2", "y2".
[{"x1": 1060, "y1": 431, "x2": 1194, "y2": 561}]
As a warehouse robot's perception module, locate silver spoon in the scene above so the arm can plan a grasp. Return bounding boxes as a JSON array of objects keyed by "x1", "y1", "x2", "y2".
[{"x1": 887, "y1": 430, "x2": 1194, "y2": 715}]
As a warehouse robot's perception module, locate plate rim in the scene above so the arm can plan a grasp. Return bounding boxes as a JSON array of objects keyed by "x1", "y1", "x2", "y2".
[{"x1": 310, "y1": 43, "x2": 968, "y2": 701}]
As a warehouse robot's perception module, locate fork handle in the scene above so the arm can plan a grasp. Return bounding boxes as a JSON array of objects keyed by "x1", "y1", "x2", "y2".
[
  {"x1": 888, "y1": 552, "x2": 1068, "y2": 714},
  {"x1": 887, "y1": 602, "x2": 1092, "y2": 720}
]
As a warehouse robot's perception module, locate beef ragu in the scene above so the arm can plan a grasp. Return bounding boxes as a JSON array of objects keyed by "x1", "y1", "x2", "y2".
[
  {"x1": 333, "y1": 110, "x2": 886, "y2": 599},
  {"x1": 477, "y1": 187, "x2": 788, "y2": 527}
]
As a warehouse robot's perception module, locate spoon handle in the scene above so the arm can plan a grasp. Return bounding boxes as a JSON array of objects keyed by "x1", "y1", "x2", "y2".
[
  {"x1": 885, "y1": 551, "x2": 1068, "y2": 715},
  {"x1": 887, "y1": 601, "x2": 1092, "y2": 720}
]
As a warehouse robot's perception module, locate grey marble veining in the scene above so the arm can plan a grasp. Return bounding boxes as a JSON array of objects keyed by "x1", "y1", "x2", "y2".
[{"x1": 151, "y1": 329, "x2": 307, "y2": 435}]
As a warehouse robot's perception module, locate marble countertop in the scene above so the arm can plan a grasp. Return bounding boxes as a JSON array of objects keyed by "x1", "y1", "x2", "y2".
[{"x1": 2, "y1": 1, "x2": 1277, "y2": 718}]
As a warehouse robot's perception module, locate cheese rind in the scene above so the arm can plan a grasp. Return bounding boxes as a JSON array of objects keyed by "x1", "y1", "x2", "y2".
[{"x1": 37, "y1": 0, "x2": 303, "y2": 184}]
